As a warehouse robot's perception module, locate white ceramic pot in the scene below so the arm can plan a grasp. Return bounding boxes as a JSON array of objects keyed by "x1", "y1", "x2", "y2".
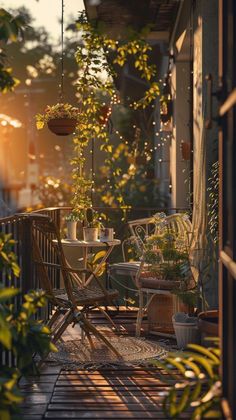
[
  {"x1": 66, "y1": 221, "x2": 77, "y2": 240},
  {"x1": 83, "y1": 227, "x2": 98, "y2": 242},
  {"x1": 99, "y1": 228, "x2": 114, "y2": 242},
  {"x1": 172, "y1": 314, "x2": 200, "y2": 349}
]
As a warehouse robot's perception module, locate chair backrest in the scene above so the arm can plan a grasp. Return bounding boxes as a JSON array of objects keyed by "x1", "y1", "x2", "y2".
[
  {"x1": 157, "y1": 213, "x2": 192, "y2": 248},
  {"x1": 127, "y1": 212, "x2": 167, "y2": 256},
  {"x1": 29, "y1": 213, "x2": 76, "y2": 304},
  {"x1": 135, "y1": 213, "x2": 194, "y2": 286}
]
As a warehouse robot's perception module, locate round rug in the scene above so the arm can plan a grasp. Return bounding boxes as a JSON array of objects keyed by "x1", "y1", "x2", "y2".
[{"x1": 49, "y1": 336, "x2": 167, "y2": 369}]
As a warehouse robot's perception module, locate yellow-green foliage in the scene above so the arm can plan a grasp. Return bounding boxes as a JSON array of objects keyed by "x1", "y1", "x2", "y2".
[
  {"x1": 71, "y1": 11, "x2": 160, "y2": 212},
  {"x1": 153, "y1": 340, "x2": 222, "y2": 419},
  {"x1": 0, "y1": 234, "x2": 56, "y2": 418}
]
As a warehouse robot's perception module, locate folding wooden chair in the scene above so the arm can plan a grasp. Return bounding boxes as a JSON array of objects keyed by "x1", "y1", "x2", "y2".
[{"x1": 29, "y1": 213, "x2": 121, "y2": 358}]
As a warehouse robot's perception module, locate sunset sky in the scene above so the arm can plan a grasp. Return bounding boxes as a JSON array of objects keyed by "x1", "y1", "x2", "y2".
[{"x1": 0, "y1": 0, "x2": 85, "y2": 42}]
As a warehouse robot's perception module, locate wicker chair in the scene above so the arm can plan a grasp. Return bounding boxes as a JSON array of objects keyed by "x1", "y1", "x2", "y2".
[
  {"x1": 135, "y1": 213, "x2": 193, "y2": 337},
  {"x1": 29, "y1": 213, "x2": 121, "y2": 358}
]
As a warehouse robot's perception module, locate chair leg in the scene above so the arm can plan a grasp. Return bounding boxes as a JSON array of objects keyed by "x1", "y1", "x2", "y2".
[
  {"x1": 47, "y1": 308, "x2": 61, "y2": 329},
  {"x1": 37, "y1": 310, "x2": 74, "y2": 369},
  {"x1": 84, "y1": 329, "x2": 95, "y2": 350},
  {"x1": 52, "y1": 310, "x2": 74, "y2": 343},
  {"x1": 97, "y1": 305, "x2": 118, "y2": 331},
  {"x1": 79, "y1": 313, "x2": 122, "y2": 358},
  {"x1": 136, "y1": 289, "x2": 144, "y2": 337}
]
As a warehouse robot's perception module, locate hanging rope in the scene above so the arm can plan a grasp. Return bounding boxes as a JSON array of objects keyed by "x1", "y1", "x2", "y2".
[{"x1": 59, "y1": 0, "x2": 64, "y2": 102}]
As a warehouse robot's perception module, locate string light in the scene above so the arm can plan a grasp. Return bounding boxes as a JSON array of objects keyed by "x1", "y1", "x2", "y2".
[{"x1": 59, "y1": 0, "x2": 65, "y2": 102}]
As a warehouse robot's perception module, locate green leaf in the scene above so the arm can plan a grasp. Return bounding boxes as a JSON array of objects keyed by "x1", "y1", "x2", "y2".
[
  {"x1": 187, "y1": 344, "x2": 220, "y2": 364},
  {"x1": 92, "y1": 250, "x2": 106, "y2": 264},
  {"x1": 185, "y1": 353, "x2": 214, "y2": 378},
  {"x1": 4, "y1": 390, "x2": 23, "y2": 403},
  {"x1": 36, "y1": 120, "x2": 44, "y2": 130},
  {"x1": 0, "y1": 322, "x2": 12, "y2": 349},
  {"x1": 176, "y1": 385, "x2": 191, "y2": 414},
  {"x1": 49, "y1": 342, "x2": 58, "y2": 353},
  {"x1": 0, "y1": 409, "x2": 11, "y2": 420},
  {"x1": 0, "y1": 287, "x2": 19, "y2": 302},
  {"x1": 165, "y1": 357, "x2": 186, "y2": 375}
]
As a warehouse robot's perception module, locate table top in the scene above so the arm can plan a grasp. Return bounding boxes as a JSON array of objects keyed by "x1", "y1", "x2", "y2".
[{"x1": 60, "y1": 238, "x2": 121, "y2": 247}]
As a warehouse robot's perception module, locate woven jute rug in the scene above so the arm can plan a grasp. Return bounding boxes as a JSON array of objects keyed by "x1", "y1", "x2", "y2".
[{"x1": 48, "y1": 335, "x2": 169, "y2": 370}]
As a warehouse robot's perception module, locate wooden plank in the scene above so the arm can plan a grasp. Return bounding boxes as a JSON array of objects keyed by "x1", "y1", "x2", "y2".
[
  {"x1": 51, "y1": 396, "x2": 163, "y2": 404},
  {"x1": 54, "y1": 386, "x2": 169, "y2": 392},
  {"x1": 18, "y1": 404, "x2": 47, "y2": 415},
  {"x1": 21, "y1": 375, "x2": 59, "y2": 384},
  {"x1": 20, "y1": 383, "x2": 55, "y2": 393},
  {"x1": 47, "y1": 403, "x2": 161, "y2": 411},
  {"x1": 55, "y1": 379, "x2": 167, "y2": 386},
  {"x1": 22, "y1": 393, "x2": 52, "y2": 404},
  {"x1": 44, "y1": 411, "x2": 167, "y2": 418}
]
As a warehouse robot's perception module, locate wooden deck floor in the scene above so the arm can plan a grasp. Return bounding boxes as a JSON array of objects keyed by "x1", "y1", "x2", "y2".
[{"x1": 19, "y1": 309, "x2": 178, "y2": 420}]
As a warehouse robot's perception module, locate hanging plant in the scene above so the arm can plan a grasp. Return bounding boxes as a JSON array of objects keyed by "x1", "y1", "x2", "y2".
[
  {"x1": 35, "y1": 103, "x2": 80, "y2": 136},
  {"x1": 160, "y1": 98, "x2": 172, "y2": 123},
  {"x1": 97, "y1": 105, "x2": 112, "y2": 125}
]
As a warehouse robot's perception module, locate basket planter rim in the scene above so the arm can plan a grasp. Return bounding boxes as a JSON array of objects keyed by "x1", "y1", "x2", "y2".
[
  {"x1": 47, "y1": 117, "x2": 78, "y2": 124},
  {"x1": 47, "y1": 118, "x2": 78, "y2": 136}
]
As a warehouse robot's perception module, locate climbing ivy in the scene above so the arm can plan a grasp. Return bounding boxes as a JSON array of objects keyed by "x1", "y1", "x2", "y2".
[{"x1": 71, "y1": 11, "x2": 161, "y2": 213}]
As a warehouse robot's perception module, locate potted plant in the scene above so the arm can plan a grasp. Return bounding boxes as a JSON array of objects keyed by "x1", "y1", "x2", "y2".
[
  {"x1": 65, "y1": 210, "x2": 81, "y2": 241},
  {"x1": 35, "y1": 103, "x2": 80, "y2": 136},
  {"x1": 83, "y1": 208, "x2": 100, "y2": 242},
  {"x1": 198, "y1": 309, "x2": 219, "y2": 341},
  {"x1": 142, "y1": 231, "x2": 197, "y2": 337},
  {"x1": 142, "y1": 232, "x2": 191, "y2": 289}
]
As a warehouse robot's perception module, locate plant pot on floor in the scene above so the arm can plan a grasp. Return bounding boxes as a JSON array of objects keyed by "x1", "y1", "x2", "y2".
[
  {"x1": 66, "y1": 221, "x2": 77, "y2": 240},
  {"x1": 83, "y1": 227, "x2": 98, "y2": 242},
  {"x1": 172, "y1": 312, "x2": 200, "y2": 349},
  {"x1": 198, "y1": 310, "x2": 219, "y2": 345},
  {"x1": 47, "y1": 118, "x2": 77, "y2": 136}
]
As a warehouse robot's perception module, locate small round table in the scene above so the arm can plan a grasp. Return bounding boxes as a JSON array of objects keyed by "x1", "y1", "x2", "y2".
[{"x1": 61, "y1": 238, "x2": 121, "y2": 286}]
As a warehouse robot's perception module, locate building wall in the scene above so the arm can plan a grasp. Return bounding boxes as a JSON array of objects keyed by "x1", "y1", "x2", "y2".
[
  {"x1": 170, "y1": 0, "x2": 219, "y2": 307},
  {"x1": 170, "y1": 60, "x2": 191, "y2": 209},
  {"x1": 193, "y1": 0, "x2": 219, "y2": 308}
]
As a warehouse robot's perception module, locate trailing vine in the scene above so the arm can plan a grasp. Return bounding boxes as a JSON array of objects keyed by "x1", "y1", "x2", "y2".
[{"x1": 71, "y1": 11, "x2": 161, "y2": 213}]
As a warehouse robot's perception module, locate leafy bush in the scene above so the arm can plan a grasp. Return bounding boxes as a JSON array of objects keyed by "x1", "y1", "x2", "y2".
[
  {"x1": 0, "y1": 233, "x2": 56, "y2": 419},
  {"x1": 153, "y1": 340, "x2": 222, "y2": 419}
]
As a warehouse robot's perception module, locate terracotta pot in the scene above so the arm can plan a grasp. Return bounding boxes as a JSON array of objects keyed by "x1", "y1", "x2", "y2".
[
  {"x1": 47, "y1": 118, "x2": 77, "y2": 136},
  {"x1": 181, "y1": 142, "x2": 191, "y2": 160},
  {"x1": 198, "y1": 310, "x2": 219, "y2": 338},
  {"x1": 148, "y1": 294, "x2": 191, "y2": 335}
]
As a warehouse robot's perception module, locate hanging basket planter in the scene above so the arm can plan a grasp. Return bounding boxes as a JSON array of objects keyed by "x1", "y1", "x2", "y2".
[
  {"x1": 47, "y1": 118, "x2": 77, "y2": 136},
  {"x1": 35, "y1": 103, "x2": 80, "y2": 136},
  {"x1": 97, "y1": 105, "x2": 112, "y2": 125}
]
